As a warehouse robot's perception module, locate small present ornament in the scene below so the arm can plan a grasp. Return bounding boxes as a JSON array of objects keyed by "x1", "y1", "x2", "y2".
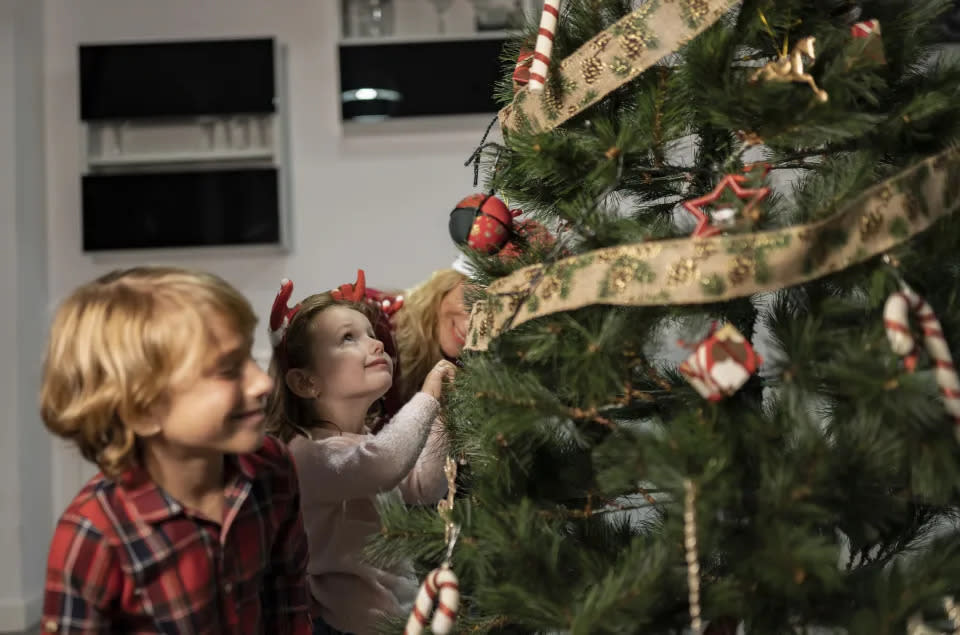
[
  {"x1": 847, "y1": 19, "x2": 886, "y2": 67},
  {"x1": 679, "y1": 323, "x2": 762, "y2": 401}
]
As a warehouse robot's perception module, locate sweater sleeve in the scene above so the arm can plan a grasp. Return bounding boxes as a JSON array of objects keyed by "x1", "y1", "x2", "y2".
[
  {"x1": 288, "y1": 392, "x2": 439, "y2": 502},
  {"x1": 398, "y1": 416, "x2": 450, "y2": 505}
]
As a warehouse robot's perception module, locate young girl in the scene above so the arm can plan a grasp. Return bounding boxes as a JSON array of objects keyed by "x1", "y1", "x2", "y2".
[{"x1": 265, "y1": 279, "x2": 456, "y2": 635}]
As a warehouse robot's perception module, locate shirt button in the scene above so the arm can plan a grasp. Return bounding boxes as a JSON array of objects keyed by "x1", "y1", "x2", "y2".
[
  {"x1": 224, "y1": 582, "x2": 233, "y2": 593},
  {"x1": 44, "y1": 619, "x2": 58, "y2": 632}
]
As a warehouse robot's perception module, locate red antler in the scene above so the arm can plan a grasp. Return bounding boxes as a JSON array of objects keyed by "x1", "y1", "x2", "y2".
[
  {"x1": 331, "y1": 268, "x2": 405, "y2": 319},
  {"x1": 331, "y1": 269, "x2": 367, "y2": 302},
  {"x1": 268, "y1": 278, "x2": 301, "y2": 349}
]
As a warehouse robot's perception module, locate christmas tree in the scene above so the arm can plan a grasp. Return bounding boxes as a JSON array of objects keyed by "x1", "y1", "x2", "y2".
[{"x1": 373, "y1": 1, "x2": 960, "y2": 633}]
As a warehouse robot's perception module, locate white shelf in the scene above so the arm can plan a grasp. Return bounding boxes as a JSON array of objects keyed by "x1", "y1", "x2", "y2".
[
  {"x1": 338, "y1": 30, "x2": 515, "y2": 47},
  {"x1": 84, "y1": 115, "x2": 278, "y2": 171},
  {"x1": 88, "y1": 148, "x2": 275, "y2": 168},
  {"x1": 341, "y1": 112, "x2": 498, "y2": 137}
]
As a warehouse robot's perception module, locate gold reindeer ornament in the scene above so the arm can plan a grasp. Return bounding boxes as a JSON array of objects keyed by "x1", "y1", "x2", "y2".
[{"x1": 750, "y1": 36, "x2": 828, "y2": 103}]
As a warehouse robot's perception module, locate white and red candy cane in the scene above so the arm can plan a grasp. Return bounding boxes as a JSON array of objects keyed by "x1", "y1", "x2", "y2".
[
  {"x1": 884, "y1": 283, "x2": 960, "y2": 442},
  {"x1": 403, "y1": 564, "x2": 460, "y2": 635},
  {"x1": 527, "y1": 0, "x2": 562, "y2": 93}
]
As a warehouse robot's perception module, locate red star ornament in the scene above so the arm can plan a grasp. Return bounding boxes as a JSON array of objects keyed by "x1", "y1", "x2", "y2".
[{"x1": 682, "y1": 168, "x2": 771, "y2": 238}]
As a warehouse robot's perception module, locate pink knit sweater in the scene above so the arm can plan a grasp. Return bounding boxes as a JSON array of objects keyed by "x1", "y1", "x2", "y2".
[{"x1": 287, "y1": 392, "x2": 448, "y2": 635}]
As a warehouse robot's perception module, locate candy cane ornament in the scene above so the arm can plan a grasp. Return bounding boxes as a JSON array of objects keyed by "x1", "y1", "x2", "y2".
[
  {"x1": 405, "y1": 458, "x2": 462, "y2": 635},
  {"x1": 883, "y1": 282, "x2": 960, "y2": 442},
  {"x1": 403, "y1": 563, "x2": 460, "y2": 635},
  {"x1": 527, "y1": 0, "x2": 562, "y2": 93}
]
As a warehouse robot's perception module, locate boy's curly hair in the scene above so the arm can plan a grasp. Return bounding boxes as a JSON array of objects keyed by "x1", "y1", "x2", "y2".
[{"x1": 40, "y1": 266, "x2": 257, "y2": 477}]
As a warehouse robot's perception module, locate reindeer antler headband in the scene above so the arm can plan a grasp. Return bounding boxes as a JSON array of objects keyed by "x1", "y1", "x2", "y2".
[
  {"x1": 331, "y1": 269, "x2": 367, "y2": 302},
  {"x1": 268, "y1": 278, "x2": 301, "y2": 350},
  {"x1": 270, "y1": 270, "x2": 405, "y2": 354},
  {"x1": 332, "y1": 269, "x2": 404, "y2": 318}
]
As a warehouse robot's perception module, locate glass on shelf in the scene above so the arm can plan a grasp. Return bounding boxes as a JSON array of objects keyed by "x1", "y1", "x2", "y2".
[
  {"x1": 471, "y1": 0, "x2": 524, "y2": 32},
  {"x1": 341, "y1": 0, "x2": 395, "y2": 38},
  {"x1": 428, "y1": 0, "x2": 455, "y2": 34}
]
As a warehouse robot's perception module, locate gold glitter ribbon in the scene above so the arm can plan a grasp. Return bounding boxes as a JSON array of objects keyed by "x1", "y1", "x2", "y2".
[
  {"x1": 464, "y1": 147, "x2": 960, "y2": 352},
  {"x1": 499, "y1": 0, "x2": 738, "y2": 135}
]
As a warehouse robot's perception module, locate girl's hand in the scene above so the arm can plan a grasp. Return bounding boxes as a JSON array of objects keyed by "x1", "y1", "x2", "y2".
[{"x1": 421, "y1": 360, "x2": 457, "y2": 400}]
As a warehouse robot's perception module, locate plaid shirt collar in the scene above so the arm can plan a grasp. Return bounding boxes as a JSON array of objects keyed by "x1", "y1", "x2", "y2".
[{"x1": 116, "y1": 452, "x2": 258, "y2": 525}]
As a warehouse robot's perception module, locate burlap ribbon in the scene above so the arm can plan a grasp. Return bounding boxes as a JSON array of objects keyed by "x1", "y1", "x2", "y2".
[
  {"x1": 499, "y1": 0, "x2": 738, "y2": 135},
  {"x1": 465, "y1": 147, "x2": 960, "y2": 352}
]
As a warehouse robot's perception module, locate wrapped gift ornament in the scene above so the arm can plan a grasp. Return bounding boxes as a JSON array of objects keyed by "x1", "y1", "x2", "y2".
[
  {"x1": 848, "y1": 19, "x2": 886, "y2": 67},
  {"x1": 679, "y1": 323, "x2": 762, "y2": 401}
]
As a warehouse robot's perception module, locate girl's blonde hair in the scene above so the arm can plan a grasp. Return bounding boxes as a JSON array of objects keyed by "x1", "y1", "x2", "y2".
[
  {"x1": 40, "y1": 267, "x2": 257, "y2": 477},
  {"x1": 265, "y1": 292, "x2": 377, "y2": 443},
  {"x1": 391, "y1": 268, "x2": 466, "y2": 405}
]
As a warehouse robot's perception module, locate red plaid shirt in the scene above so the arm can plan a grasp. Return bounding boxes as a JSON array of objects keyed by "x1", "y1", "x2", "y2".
[{"x1": 42, "y1": 436, "x2": 311, "y2": 634}]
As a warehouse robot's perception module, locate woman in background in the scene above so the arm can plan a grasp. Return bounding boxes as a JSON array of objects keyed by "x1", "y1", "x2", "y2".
[{"x1": 389, "y1": 268, "x2": 468, "y2": 407}]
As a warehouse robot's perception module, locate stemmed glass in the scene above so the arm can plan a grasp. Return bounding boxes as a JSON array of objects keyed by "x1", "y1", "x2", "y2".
[{"x1": 427, "y1": 0, "x2": 455, "y2": 34}]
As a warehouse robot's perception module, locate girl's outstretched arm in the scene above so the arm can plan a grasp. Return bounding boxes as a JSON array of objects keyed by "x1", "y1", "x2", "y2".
[{"x1": 288, "y1": 392, "x2": 440, "y2": 502}]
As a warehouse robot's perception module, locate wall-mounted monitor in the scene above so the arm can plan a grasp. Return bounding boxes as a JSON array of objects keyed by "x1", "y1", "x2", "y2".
[
  {"x1": 82, "y1": 168, "x2": 280, "y2": 251},
  {"x1": 79, "y1": 38, "x2": 276, "y2": 120}
]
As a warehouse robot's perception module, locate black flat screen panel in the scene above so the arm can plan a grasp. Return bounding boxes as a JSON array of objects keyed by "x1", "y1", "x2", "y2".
[
  {"x1": 338, "y1": 38, "x2": 504, "y2": 119},
  {"x1": 79, "y1": 38, "x2": 276, "y2": 120},
  {"x1": 82, "y1": 168, "x2": 280, "y2": 251}
]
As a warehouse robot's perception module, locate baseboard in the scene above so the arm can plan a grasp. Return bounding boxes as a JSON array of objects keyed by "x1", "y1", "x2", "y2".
[{"x1": 0, "y1": 591, "x2": 42, "y2": 632}]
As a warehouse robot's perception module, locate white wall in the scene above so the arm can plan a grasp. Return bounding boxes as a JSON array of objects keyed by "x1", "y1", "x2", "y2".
[
  {"x1": 0, "y1": 1, "x2": 502, "y2": 624},
  {"x1": 0, "y1": 4, "x2": 25, "y2": 627},
  {"x1": 0, "y1": 0, "x2": 52, "y2": 629},
  {"x1": 43, "y1": 0, "x2": 497, "y2": 603}
]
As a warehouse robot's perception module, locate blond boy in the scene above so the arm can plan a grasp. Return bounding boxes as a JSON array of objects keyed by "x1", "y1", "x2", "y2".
[{"x1": 40, "y1": 267, "x2": 310, "y2": 634}]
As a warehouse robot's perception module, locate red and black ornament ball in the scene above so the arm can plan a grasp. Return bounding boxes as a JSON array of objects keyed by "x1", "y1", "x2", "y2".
[{"x1": 448, "y1": 193, "x2": 514, "y2": 255}]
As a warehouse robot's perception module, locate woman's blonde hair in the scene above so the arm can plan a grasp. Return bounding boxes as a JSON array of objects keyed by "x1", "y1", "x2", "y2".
[
  {"x1": 392, "y1": 268, "x2": 466, "y2": 405},
  {"x1": 40, "y1": 267, "x2": 257, "y2": 478},
  {"x1": 265, "y1": 292, "x2": 376, "y2": 443}
]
